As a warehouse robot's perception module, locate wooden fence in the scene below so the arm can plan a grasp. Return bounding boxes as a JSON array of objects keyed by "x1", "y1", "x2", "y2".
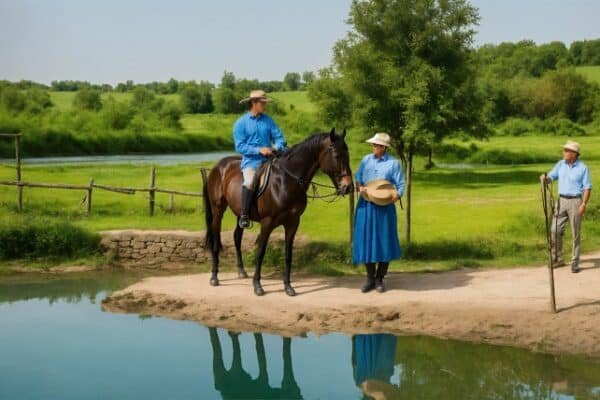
[
  {"x1": 0, "y1": 133, "x2": 202, "y2": 215},
  {"x1": 1, "y1": 132, "x2": 355, "y2": 245}
]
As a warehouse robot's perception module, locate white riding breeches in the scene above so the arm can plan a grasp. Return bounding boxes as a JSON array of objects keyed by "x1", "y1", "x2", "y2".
[{"x1": 242, "y1": 167, "x2": 257, "y2": 189}]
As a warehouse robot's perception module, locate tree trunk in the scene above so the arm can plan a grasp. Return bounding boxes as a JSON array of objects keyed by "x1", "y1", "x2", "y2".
[
  {"x1": 425, "y1": 146, "x2": 434, "y2": 169},
  {"x1": 405, "y1": 149, "x2": 413, "y2": 248}
]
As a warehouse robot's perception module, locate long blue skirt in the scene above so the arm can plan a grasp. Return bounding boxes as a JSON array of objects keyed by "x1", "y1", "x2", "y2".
[
  {"x1": 352, "y1": 334, "x2": 397, "y2": 386},
  {"x1": 352, "y1": 197, "x2": 402, "y2": 264}
]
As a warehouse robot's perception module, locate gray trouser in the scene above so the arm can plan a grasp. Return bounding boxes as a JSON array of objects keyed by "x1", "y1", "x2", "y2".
[{"x1": 551, "y1": 197, "x2": 582, "y2": 265}]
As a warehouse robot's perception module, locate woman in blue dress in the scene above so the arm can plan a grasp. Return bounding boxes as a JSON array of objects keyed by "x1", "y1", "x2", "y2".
[{"x1": 353, "y1": 133, "x2": 404, "y2": 293}]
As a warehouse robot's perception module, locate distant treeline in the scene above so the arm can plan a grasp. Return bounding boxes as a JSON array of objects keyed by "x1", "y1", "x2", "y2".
[
  {"x1": 2, "y1": 38, "x2": 600, "y2": 157},
  {"x1": 474, "y1": 40, "x2": 600, "y2": 124},
  {"x1": 0, "y1": 70, "x2": 315, "y2": 94}
]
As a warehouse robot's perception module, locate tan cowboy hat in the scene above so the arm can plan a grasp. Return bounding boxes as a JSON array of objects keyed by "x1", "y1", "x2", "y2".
[
  {"x1": 239, "y1": 89, "x2": 272, "y2": 104},
  {"x1": 366, "y1": 132, "x2": 391, "y2": 147},
  {"x1": 562, "y1": 140, "x2": 580, "y2": 154},
  {"x1": 361, "y1": 179, "x2": 397, "y2": 206}
]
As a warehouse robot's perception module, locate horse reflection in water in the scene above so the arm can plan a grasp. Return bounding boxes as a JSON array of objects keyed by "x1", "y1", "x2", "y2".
[{"x1": 208, "y1": 327, "x2": 303, "y2": 399}]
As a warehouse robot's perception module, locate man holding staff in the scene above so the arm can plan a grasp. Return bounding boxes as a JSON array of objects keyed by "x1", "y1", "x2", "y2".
[{"x1": 540, "y1": 140, "x2": 592, "y2": 273}]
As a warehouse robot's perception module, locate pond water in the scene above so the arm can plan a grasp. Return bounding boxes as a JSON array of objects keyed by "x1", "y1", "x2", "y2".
[
  {"x1": 1, "y1": 272, "x2": 599, "y2": 400},
  {"x1": 0, "y1": 151, "x2": 236, "y2": 166}
]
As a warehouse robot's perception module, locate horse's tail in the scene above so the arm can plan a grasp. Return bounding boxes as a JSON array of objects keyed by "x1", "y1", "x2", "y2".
[{"x1": 201, "y1": 168, "x2": 213, "y2": 249}]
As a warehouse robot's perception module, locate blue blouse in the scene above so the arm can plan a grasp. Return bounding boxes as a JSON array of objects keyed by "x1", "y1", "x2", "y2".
[{"x1": 355, "y1": 153, "x2": 405, "y2": 196}]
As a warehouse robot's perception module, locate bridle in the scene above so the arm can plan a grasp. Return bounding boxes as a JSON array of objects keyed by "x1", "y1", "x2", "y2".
[{"x1": 275, "y1": 141, "x2": 352, "y2": 192}]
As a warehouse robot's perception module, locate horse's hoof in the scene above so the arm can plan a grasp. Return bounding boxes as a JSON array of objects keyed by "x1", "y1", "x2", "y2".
[
  {"x1": 254, "y1": 286, "x2": 265, "y2": 296},
  {"x1": 209, "y1": 277, "x2": 219, "y2": 286},
  {"x1": 284, "y1": 285, "x2": 296, "y2": 297},
  {"x1": 238, "y1": 270, "x2": 249, "y2": 279}
]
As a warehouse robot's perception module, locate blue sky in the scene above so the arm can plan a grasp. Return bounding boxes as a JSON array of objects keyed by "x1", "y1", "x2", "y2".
[{"x1": 1, "y1": 0, "x2": 599, "y2": 85}]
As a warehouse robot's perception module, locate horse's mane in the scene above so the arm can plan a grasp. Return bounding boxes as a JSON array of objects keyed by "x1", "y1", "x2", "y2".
[{"x1": 280, "y1": 132, "x2": 329, "y2": 159}]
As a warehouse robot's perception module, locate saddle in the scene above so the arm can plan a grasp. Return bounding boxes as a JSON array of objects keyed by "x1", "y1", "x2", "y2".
[{"x1": 254, "y1": 158, "x2": 274, "y2": 199}]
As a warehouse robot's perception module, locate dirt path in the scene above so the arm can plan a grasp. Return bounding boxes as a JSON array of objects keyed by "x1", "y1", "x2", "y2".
[{"x1": 102, "y1": 252, "x2": 600, "y2": 357}]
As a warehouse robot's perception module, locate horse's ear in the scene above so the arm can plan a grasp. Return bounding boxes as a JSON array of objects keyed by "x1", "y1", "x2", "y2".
[
  {"x1": 341, "y1": 128, "x2": 347, "y2": 140},
  {"x1": 329, "y1": 127, "x2": 336, "y2": 142}
]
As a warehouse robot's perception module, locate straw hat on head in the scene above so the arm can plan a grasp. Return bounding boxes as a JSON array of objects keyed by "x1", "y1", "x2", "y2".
[
  {"x1": 239, "y1": 90, "x2": 272, "y2": 104},
  {"x1": 366, "y1": 133, "x2": 391, "y2": 147},
  {"x1": 562, "y1": 140, "x2": 580, "y2": 154},
  {"x1": 361, "y1": 179, "x2": 398, "y2": 206}
]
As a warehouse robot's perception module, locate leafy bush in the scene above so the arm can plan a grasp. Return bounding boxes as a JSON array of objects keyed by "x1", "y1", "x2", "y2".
[
  {"x1": 179, "y1": 82, "x2": 214, "y2": 113},
  {"x1": 0, "y1": 218, "x2": 101, "y2": 260},
  {"x1": 498, "y1": 117, "x2": 587, "y2": 136},
  {"x1": 73, "y1": 88, "x2": 102, "y2": 111}
]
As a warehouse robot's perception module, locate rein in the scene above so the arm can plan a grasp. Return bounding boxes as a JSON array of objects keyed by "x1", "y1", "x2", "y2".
[{"x1": 273, "y1": 143, "x2": 350, "y2": 202}]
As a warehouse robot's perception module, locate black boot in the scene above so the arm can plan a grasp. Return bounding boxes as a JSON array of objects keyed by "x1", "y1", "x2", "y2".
[
  {"x1": 375, "y1": 262, "x2": 389, "y2": 293},
  {"x1": 239, "y1": 186, "x2": 254, "y2": 229},
  {"x1": 361, "y1": 263, "x2": 376, "y2": 293}
]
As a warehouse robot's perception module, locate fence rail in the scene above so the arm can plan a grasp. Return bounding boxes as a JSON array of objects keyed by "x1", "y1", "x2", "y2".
[
  {"x1": 0, "y1": 167, "x2": 204, "y2": 216},
  {"x1": 1, "y1": 133, "x2": 204, "y2": 215},
  {"x1": 1, "y1": 132, "x2": 354, "y2": 246}
]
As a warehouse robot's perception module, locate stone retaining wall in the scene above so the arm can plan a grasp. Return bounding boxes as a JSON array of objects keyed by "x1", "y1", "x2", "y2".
[{"x1": 100, "y1": 229, "x2": 295, "y2": 267}]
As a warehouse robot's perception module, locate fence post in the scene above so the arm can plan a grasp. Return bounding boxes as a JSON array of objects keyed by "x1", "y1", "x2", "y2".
[
  {"x1": 349, "y1": 190, "x2": 355, "y2": 246},
  {"x1": 86, "y1": 178, "x2": 94, "y2": 215},
  {"x1": 15, "y1": 135, "x2": 22, "y2": 211},
  {"x1": 149, "y1": 166, "x2": 156, "y2": 216},
  {"x1": 169, "y1": 192, "x2": 175, "y2": 212}
]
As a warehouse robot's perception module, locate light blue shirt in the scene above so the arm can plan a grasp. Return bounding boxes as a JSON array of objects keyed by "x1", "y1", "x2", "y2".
[
  {"x1": 547, "y1": 159, "x2": 592, "y2": 196},
  {"x1": 233, "y1": 112, "x2": 286, "y2": 169},
  {"x1": 355, "y1": 153, "x2": 405, "y2": 196}
]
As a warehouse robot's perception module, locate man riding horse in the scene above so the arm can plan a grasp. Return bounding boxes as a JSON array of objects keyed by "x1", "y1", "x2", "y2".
[{"x1": 233, "y1": 90, "x2": 287, "y2": 229}]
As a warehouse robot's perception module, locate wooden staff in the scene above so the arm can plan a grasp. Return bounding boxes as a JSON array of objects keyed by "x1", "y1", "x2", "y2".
[{"x1": 541, "y1": 174, "x2": 557, "y2": 313}]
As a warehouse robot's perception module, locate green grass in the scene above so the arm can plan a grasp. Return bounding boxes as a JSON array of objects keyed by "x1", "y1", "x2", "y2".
[
  {"x1": 576, "y1": 65, "x2": 600, "y2": 85},
  {"x1": 49, "y1": 90, "x2": 311, "y2": 113},
  {"x1": 6, "y1": 90, "x2": 600, "y2": 272},
  {"x1": 4, "y1": 132, "x2": 600, "y2": 272}
]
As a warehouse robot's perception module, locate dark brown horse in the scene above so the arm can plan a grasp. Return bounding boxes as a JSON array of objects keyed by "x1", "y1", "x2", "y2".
[{"x1": 202, "y1": 129, "x2": 353, "y2": 296}]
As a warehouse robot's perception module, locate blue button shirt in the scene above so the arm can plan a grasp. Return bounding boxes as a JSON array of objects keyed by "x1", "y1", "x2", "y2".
[
  {"x1": 233, "y1": 112, "x2": 286, "y2": 169},
  {"x1": 355, "y1": 153, "x2": 405, "y2": 196},
  {"x1": 547, "y1": 159, "x2": 592, "y2": 196}
]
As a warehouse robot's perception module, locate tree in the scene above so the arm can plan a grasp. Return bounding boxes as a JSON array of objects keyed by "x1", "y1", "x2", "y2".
[
  {"x1": 310, "y1": 0, "x2": 483, "y2": 246},
  {"x1": 73, "y1": 88, "x2": 102, "y2": 111},
  {"x1": 179, "y1": 81, "x2": 214, "y2": 113},
  {"x1": 284, "y1": 72, "x2": 301, "y2": 91},
  {"x1": 220, "y1": 71, "x2": 236, "y2": 90},
  {"x1": 302, "y1": 71, "x2": 316, "y2": 85},
  {"x1": 131, "y1": 86, "x2": 156, "y2": 109}
]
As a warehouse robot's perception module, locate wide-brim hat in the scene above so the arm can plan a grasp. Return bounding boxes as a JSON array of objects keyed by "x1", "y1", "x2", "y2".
[
  {"x1": 361, "y1": 179, "x2": 397, "y2": 206},
  {"x1": 562, "y1": 140, "x2": 580, "y2": 154},
  {"x1": 239, "y1": 90, "x2": 272, "y2": 104},
  {"x1": 366, "y1": 132, "x2": 391, "y2": 147}
]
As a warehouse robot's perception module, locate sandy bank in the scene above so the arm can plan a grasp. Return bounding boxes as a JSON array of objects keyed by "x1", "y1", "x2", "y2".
[{"x1": 102, "y1": 253, "x2": 600, "y2": 357}]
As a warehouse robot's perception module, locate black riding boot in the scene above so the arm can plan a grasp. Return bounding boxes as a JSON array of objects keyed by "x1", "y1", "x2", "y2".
[
  {"x1": 361, "y1": 263, "x2": 377, "y2": 293},
  {"x1": 239, "y1": 186, "x2": 254, "y2": 229},
  {"x1": 375, "y1": 262, "x2": 389, "y2": 293}
]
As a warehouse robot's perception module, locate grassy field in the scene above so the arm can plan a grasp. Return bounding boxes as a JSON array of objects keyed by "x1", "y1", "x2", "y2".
[
  {"x1": 3, "y1": 132, "x2": 600, "y2": 272},
  {"x1": 576, "y1": 65, "x2": 600, "y2": 84},
  {"x1": 4, "y1": 90, "x2": 600, "y2": 272}
]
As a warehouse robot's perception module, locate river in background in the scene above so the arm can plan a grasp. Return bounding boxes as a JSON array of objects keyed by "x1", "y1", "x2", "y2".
[
  {"x1": 0, "y1": 151, "x2": 236, "y2": 166},
  {"x1": 0, "y1": 271, "x2": 599, "y2": 400}
]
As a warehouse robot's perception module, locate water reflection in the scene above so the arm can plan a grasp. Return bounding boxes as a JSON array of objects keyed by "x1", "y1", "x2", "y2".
[
  {"x1": 352, "y1": 334, "x2": 397, "y2": 399},
  {"x1": 0, "y1": 274, "x2": 599, "y2": 399},
  {"x1": 350, "y1": 333, "x2": 600, "y2": 400},
  {"x1": 209, "y1": 328, "x2": 302, "y2": 399}
]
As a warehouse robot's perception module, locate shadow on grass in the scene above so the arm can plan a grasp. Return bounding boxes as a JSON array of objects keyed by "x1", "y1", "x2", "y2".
[
  {"x1": 414, "y1": 169, "x2": 541, "y2": 188},
  {"x1": 405, "y1": 240, "x2": 495, "y2": 261}
]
